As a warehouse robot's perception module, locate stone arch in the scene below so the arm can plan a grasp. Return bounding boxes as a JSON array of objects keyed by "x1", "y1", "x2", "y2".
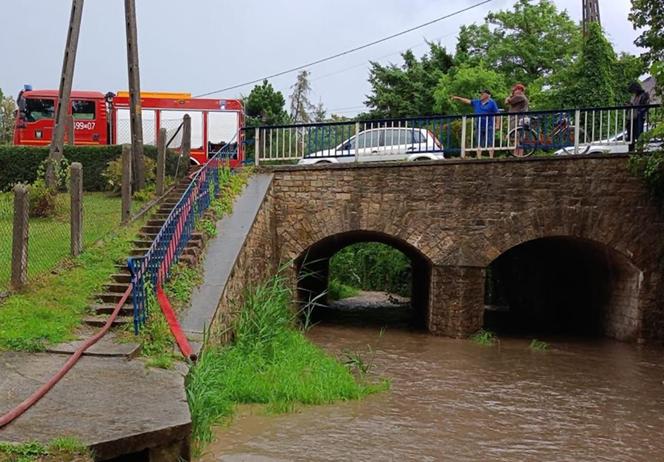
[
  {"x1": 484, "y1": 235, "x2": 644, "y2": 340},
  {"x1": 430, "y1": 206, "x2": 648, "y2": 268},
  {"x1": 294, "y1": 230, "x2": 433, "y2": 327}
]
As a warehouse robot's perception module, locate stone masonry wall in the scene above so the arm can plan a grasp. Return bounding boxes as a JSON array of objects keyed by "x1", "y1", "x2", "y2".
[
  {"x1": 210, "y1": 184, "x2": 277, "y2": 343},
  {"x1": 266, "y1": 156, "x2": 664, "y2": 341}
]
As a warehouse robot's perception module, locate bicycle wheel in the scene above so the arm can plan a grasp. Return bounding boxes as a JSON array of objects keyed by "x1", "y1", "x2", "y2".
[
  {"x1": 509, "y1": 127, "x2": 537, "y2": 157},
  {"x1": 560, "y1": 127, "x2": 590, "y2": 155}
]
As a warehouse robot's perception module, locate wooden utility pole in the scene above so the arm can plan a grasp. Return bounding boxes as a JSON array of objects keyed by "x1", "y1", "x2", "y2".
[
  {"x1": 47, "y1": 0, "x2": 84, "y2": 190},
  {"x1": 582, "y1": 0, "x2": 601, "y2": 36},
  {"x1": 124, "y1": 0, "x2": 145, "y2": 191}
]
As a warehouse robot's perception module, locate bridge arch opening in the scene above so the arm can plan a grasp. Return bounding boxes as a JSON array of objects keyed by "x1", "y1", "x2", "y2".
[
  {"x1": 296, "y1": 231, "x2": 431, "y2": 329},
  {"x1": 484, "y1": 236, "x2": 642, "y2": 340}
]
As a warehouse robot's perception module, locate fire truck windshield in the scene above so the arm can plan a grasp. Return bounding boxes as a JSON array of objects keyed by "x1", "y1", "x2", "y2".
[{"x1": 23, "y1": 98, "x2": 55, "y2": 122}]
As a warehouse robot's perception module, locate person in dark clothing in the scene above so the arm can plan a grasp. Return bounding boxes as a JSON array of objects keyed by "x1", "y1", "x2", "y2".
[
  {"x1": 626, "y1": 81, "x2": 650, "y2": 151},
  {"x1": 505, "y1": 83, "x2": 529, "y2": 113},
  {"x1": 505, "y1": 83, "x2": 530, "y2": 157}
]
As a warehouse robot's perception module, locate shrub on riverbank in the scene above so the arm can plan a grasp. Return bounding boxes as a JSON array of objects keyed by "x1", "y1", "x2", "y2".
[
  {"x1": 327, "y1": 278, "x2": 359, "y2": 301},
  {"x1": 329, "y1": 243, "x2": 411, "y2": 297},
  {"x1": 186, "y1": 275, "x2": 387, "y2": 453}
]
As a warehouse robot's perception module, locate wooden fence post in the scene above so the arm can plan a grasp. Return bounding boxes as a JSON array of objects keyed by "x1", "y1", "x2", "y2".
[
  {"x1": 156, "y1": 127, "x2": 166, "y2": 196},
  {"x1": 121, "y1": 144, "x2": 132, "y2": 224},
  {"x1": 181, "y1": 114, "x2": 191, "y2": 174},
  {"x1": 11, "y1": 185, "x2": 29, "y2": 289},
  {"x1": 70, "y1": 162, "x2": 83, "y2": 256}
]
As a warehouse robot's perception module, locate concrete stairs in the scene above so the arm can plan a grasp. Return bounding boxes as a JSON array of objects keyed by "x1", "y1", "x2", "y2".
[{"x1": 82, "y1": 172, "x2": 207, "y2": 330}]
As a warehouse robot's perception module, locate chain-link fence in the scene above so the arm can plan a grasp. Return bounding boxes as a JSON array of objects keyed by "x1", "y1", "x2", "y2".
[{"x1": 0, "y1": 189, "x2": 124, "y2": 293}]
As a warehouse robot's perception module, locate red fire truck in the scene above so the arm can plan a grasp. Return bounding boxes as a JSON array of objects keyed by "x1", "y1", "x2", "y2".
[{"x1": 13, "y1": 86, "x2": 245, "y2": 166}]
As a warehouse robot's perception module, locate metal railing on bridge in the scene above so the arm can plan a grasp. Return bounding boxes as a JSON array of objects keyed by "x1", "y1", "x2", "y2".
[{"x1": 249, "y1": 104, "x2": 662, "y2": 164}]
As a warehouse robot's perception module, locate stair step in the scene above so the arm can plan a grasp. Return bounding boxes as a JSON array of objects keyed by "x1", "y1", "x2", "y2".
[
  {"x1": 96, "y1": 292, "x2": 129, "y2": 304},
  {"x1": 103, "y1": 282, "x2": 131, "y2": 294},
  {"x1": 129, "y1": 248, "x2": 151, "y2": 257},
  {"x1": 140, "y1": 225, "x2": 163, "y2": 233},
  {"x1": 83, "y1": 315, "x2": 132, "y2": 328},
  {"x1": 132, "y1": 239, "x2": 154, "y2": 247},
  {"x1": 90, "y1": 303, "x2": 134, "y2": 316},
  {"x1": 179, "y1": 254, "x2": 196, "y2": 266},
  {"x1": 110, "y1": 273, "x2": 132, "y2": 284},
  {"x1": 147, "y1": 219, "x2": 166, "y2": 227}
]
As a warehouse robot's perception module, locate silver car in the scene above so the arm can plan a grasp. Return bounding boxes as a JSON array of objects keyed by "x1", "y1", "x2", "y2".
[{"x1": 298, "y1": 127, "x2": 444, "y2": 165}]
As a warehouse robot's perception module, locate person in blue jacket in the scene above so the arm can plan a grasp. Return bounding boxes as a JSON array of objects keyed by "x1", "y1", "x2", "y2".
[{"x1": 451, "y1": 89, "x2": 500, "y2": 158}]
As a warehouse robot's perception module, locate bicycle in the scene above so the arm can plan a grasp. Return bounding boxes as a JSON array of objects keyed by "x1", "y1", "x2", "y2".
[{"x1": 507, "y1": 113, "x2": 589, "y2": 157}]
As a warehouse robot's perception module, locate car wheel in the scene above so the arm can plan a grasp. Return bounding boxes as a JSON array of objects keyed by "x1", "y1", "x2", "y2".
[{"x1": 316, "y1": 160, "x2": 332, "y2": 164}]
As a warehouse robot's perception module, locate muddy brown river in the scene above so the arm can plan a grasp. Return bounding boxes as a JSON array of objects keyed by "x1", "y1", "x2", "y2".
[{"x1": 199, "y1": 295, "x2": 664, "y2": 462}]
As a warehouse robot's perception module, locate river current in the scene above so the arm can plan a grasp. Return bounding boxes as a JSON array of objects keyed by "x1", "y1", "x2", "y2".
[{"x1": 200, "y1": 294, "x2": 664, "y2": 462}]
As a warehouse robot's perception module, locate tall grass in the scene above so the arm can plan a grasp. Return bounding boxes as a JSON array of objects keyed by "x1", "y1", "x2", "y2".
[{"x1": 186, "y1": 275, "x2": 386, "y2": 453}]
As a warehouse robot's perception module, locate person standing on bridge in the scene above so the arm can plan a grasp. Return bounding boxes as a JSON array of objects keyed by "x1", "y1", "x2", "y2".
[
  {"x1": 505, "y1": 83, "x2": 530, "y2": 157},
  {"x1": 451, "y1": 89, "x2": 499, "y2": 158},
  {"x1": 626, "y1": 81, "x2": 650, "y2": 151}
]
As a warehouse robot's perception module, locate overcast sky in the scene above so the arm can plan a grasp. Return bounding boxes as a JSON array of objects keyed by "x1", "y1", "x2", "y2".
[{"x1": 0, "y1": 0, "x2": 643, "y2": 116}]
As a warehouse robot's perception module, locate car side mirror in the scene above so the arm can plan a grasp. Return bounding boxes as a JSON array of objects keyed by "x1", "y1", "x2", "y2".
[{"x1": 339, "y1": 142, "x2": 351, "y2": 151}]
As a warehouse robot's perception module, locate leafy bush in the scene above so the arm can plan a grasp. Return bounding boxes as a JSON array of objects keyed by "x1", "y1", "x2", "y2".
[
  {"x1": 102, "y1": 156, "x2": 156, "y2": 193},
  {"x1": 328, "y1": 278, "x2": 359, "y2": 301},
  {"x1": 28, "y1": 179, "x2": 58, "y2": 218}
]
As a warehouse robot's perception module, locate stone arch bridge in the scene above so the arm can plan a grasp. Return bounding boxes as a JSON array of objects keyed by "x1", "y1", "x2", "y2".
[{"x1": 216, "y1": 155, "x2": 664, "y2": 343}]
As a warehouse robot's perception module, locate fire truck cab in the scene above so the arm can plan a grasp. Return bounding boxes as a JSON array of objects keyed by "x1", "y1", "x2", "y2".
[
  {"x1": 14, "y1": 87, "x2": 108, "y2": 146},
  {"x1": 14, "y1": 86, "x2": 244, "y2": 167}
]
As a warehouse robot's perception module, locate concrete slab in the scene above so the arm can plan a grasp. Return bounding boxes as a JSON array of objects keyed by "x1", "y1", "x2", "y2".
[
  {"x1": 182, "y1": 174, "x2": 273, "y2": 334},
  {"x1": 0, "y1": 352, "x2": 190, "y2": 460},
  {"x1": 46, "y1": 333, "x2": 141, "y2": 359}
]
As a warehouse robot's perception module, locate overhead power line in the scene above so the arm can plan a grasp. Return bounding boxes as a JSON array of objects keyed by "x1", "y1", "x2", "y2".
[{"x1": 194, "y1": 0, "x2": 494, "y2": 98}]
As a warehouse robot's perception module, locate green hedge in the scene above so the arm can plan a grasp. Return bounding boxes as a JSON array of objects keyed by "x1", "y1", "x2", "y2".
[{"x1": 0, "y1": 145, "x2": 180, "y2": 192}]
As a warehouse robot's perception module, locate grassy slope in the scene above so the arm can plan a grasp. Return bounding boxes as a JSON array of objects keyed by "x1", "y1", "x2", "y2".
[
  {"x1": 186, "y1": 275, "x2": 387, "y2": 453},
  {"x1": 0, "y1": 219, "x2": 140, "y2": 351},
  {"x1": 0, "y1": 193, "x2": 129, "y2": 289}
]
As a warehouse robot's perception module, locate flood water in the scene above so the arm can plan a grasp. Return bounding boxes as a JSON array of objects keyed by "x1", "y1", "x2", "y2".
[{"x1": 200, "y1": 294, "x2": 664, "y2": 462}]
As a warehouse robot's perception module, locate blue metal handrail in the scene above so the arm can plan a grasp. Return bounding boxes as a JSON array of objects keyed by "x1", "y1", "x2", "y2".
[{"x1": 128, "y1": 133, "x2": 239, "y2": 334}]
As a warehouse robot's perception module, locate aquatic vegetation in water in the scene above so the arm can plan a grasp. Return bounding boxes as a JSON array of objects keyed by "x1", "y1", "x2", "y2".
[
  {"x1": 529, "y1": 339, "x2": 549, "y2": 352},
  {"x1": 470, "y1": 329, "x2": 498, "y2": 346}
]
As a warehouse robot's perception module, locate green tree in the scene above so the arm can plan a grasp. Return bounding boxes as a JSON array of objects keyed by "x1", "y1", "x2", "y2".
[
  {"x1": 629, "y1": 0, "x2": 664, "y2": 66},
  {"x1": 433, "y1": 64, "x2": 508, "y2": 114},
  {"x1": 243, "y1": 80, "x2": 289, "y2": 127},
  {"x1": 613, "y1": 53, "x2": 647, "y2": 104},
  {"x1": 531, "y1": 26, "x2": 644, "y2": 109},
  {"x1": 455, "y1": 0, "x2": 580, "y2": 86},
  {"x1": 629, "y1": 0, "x2": 664, "y2": 95},
  {"x1": 0, "y1": 89, "x2": 17, "y2": 145},
  {"x1": 365, "y1": 42, "x2": 454, "y2": 118},
  {"x1": 570, "y1": 22, "x2": 617, "y2": 107},
  {"x1": 289, "y1": 70, "x2": 314, "y2": 124}
]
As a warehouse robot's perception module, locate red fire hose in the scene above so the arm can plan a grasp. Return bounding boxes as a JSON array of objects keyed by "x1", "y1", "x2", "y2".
[
  {"x1": 156, "y1": 284, "x2": 196, "y2": 361},
  {"x1": 0, "y1": 285, "x2": 133, "y2": 429}
]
